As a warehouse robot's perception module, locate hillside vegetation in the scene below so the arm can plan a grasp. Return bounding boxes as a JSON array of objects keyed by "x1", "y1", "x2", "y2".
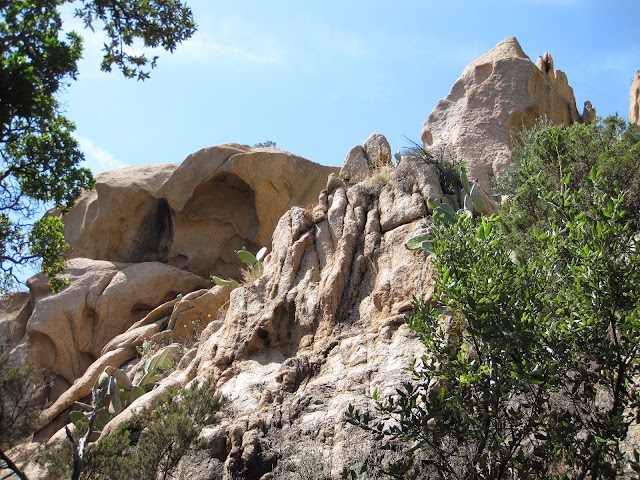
[{"x1": 348, "y1": 117, "x2": 640, "y2": 479}]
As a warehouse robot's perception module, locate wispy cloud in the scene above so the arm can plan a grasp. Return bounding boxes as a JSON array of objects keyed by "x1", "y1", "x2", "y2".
[
  {"x1": 175, "y1": 34, "x2": 282, "y2": 64},
  {"x1": 75, "y1": 135, "x2": 129, "y2": 174}
]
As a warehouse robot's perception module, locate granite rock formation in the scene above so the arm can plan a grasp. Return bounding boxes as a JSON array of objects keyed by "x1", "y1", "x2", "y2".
[
  {"x1": 631, "y1": 71, "x2": 640, "y2": 132},
  {"x1": 421, "y1": 37, "x2": 594, "y2": 191},
  {"x1": 5, "y1": 37, "x2": 630, "y2": 479},
  {"x1": 63, "y1": 145, "x2": 338, "y2": 280}
]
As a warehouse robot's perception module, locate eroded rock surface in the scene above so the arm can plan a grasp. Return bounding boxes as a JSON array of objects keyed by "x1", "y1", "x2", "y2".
[
  {"x1": 62, "y1": 164, "x2": 178, "y2": 264},
  {"x1": 11, "y1": 259, "x2": 209, "y2": 407},
  {"x1": 340, "y1": 133, "x2": 393, "y2": 185},
  {"x1": 631, "y1": 71, "x2": 640, "y2": 132},
  {"x1": 421, "y1": 37, "x2": 593, "y2": 190},
  {"x1": 86, "y1": 147, "x2": 438, "y2": 479},
  {"x1": 64, "y1": 145, "x2": 338, "y2": 280}
]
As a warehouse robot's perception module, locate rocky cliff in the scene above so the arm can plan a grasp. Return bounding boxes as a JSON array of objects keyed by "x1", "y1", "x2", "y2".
[{"x1": 3, "y1": 37, "x2": 637, "y2": 479}]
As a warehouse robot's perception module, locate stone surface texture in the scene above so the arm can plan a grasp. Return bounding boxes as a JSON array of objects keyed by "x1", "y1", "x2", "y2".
[
  {"x1": 421, "y1": 37, "x2": 592, "y2": 191},
  {"x1": 631, "y1": 71, "x2": 640, "y2": 131},
  {"x1": 17, "y1": 148, "x2": 440, "y2": 479},
  {"x1": 11, "y1": 259, "x2": 210, "y2": 407},
  {"x1": 91, "y1": 155, "x2": 437, "y2": 480},
  {"x1": 340, "y1": 133, "x2": 393, "y2": 185},
  {"x1": 64, "y1": 145, "x2": 338, "y2": 280}
]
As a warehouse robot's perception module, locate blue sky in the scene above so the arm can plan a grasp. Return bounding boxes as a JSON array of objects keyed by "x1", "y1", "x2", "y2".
[{"x1": 60, "y1": 0, "x2": 640, "y2": 174}]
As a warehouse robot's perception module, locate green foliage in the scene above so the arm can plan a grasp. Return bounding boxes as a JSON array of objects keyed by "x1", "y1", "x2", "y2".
[
  {"x1": 0, "y1": 342, "x2": 41, "y2": 479},
  {"x1": 66, "y1": 349, "x2": 176, "y2": 479},
  {"x1": 0, "y1": 0, "x2": 196, "y2": 292},
  {"x1": 350, "y1": 139, "x2": 640, "y2": 476},
  {"x1": 254, "y1": 140, "x2": 277, "y2": 148},
  {"x1": 210, "y1": 275, "x2": 241, "y2": 289},
  {"x1": 405, "y1": 167, "x2": 483, "y2": 254},
  {"x1": 73, "y1": 0, "x2": 196, "y2": 81},
  {"x1": 402, "y1": 140, "x2": 464, "y2": 195},
  {"x1": 70, "y1": 348, "x2": 173, "y2": 435},
  {"x1": 80, "y1": 376, "x2": 225, "y2": 480},
  {"x1": 29, "y1": 216, "x2": 70, "y2": 291},
  {"x1": 211, "y1": 246, "x2": 267, "y2": 288},
  {"x1": 0, "y1": 345, "x2": 39, "y2": 447},
  {"x1": 499, "y1": 116, "x2": 640, "y2": 254}
]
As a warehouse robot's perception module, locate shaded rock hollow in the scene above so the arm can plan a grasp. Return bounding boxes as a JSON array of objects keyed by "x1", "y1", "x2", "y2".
[{"x1": 63, "y1": 144, "x2": 338, "y2": 280}]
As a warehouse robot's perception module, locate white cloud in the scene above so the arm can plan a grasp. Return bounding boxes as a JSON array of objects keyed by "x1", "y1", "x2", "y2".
[
  {"x1": 175, "y1": 34, "x2": 283, "y2": 65},
  {"x1": 75, "y1": 135, "x2": 129, "y2": 174}
]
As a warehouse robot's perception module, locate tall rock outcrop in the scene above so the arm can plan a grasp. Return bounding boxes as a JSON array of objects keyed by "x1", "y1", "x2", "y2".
[
  {"x1": 63, "y1": 145, "x2": 338, "y2": 280},
  {"x1": 631, "y1": 71, "x2": 640, "y2": 132},
  {"x1": 421, "y1": 37, "x2": 594, "y2": 190},
  {"x1": 16, "y1": 134, "x2": 444, "y2": 479},
  {"x1": 4, "y1": 144, "x2": 337, "y2": 450}
]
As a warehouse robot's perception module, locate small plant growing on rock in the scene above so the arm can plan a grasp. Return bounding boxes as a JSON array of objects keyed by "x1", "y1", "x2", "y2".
[
  {"x1": 41, "y1": 375, "x2": 225, "y2": 480},
  {"x1": 93, "y1": 376, "x2": 223, "y2": 480},
  {"x1": 405, "y1": 167, "x2": 484, "y2": 254},
  {"x1": 0, "y1": 343, "x2": 43, "y2": 480},
  {"x1": 402, "y1": 140, "x2": 463, "y2": 196},
  {"x1": 211, "y1": 246, "x2": 267, "y2": 289}
]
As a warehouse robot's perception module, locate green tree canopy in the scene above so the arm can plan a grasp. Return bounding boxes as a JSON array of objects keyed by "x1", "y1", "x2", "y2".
[{"x1": 0, "y1": 0, "x2": 196, "y2": 292}]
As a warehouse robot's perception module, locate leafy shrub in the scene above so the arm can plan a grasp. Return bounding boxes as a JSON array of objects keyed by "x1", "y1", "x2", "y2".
[
  {"x1": 402, "y1": 140, "x2": 464, "y2": 196},
  {"x1": 42, "y1": 375, "x2": 225, "y2": 480},
  {"x1": 254, "y1": 141, "x2": 277, "y2": 148},
  {"x1": 88, "y1": 375, "x2": 224, "y2": 480},
  {"x1": 499, "y1": 115, "x2": 640, "y2": 252},
  {"x1": 0, "y1": 342, "x2": 42, "y2": 479},
  {"x1": 348, "y1": 122, "x2": 640, "y2": 478}
]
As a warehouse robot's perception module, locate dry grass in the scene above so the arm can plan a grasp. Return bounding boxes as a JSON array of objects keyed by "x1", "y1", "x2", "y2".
[
  {"x1": 240, "y1": 263, "x2": 264, "y2": 284},
  {"x1": 365, "y1": 166, "x2": 393, "y2": 187}
]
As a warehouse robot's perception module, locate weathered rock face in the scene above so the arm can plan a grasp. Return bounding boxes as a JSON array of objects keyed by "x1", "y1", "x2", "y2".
[
  {"x1": 47, "y1": 134, "x2": 438, "y2": 480},
  {"x1": 631, "y1": 71, "x2": 640, "y2": 132},
  {"x1": 62, "y1": 164, "x2": 179, "y2": 264},
  {"x1": 0, "y1": 291, "x2": 31, "y2": 347},
  {"x1": 63, "y1": 145, "x2": 338, "y2": 280},
  {"x1": 339, "y1": 133, "x2": 393, "y2": 185},
  {"x1": 11, "y1": 259, "x2": 210, "y2": 407},
  {"x1": 421, "y1": 37, "x2": 593, "y2": 189},
  {"x1": 14, "y1": 134, "x2": 442, "y2": 479}
]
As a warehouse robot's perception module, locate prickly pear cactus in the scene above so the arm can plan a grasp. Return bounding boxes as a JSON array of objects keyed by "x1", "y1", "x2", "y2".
[
  {"x1": 210, "y1": 246, "x2": 267, "y2": 288},
  {"x1": 69, "y1": 348, "x2": 173, "y2": 433},
  {"x1": 405, "y1": 168, "x2": 485, "y2": 254}
]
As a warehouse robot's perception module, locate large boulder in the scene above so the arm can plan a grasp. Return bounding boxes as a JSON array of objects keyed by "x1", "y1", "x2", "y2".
[
  {"x1": 63, "y1": 145, "x2": 337, "y2": 280},
  {"x1": 421, "y1": 36, "x2": 593, "y2": 190},
  {"x1": 158, "y1": 145, "x2": 338, "y2": 279},
  {"x1": 339, "y1": 133, "x2": 393, "y2": 185},
  {"x1": 10, "y1": 258, "x2": 210, "y2": 403},
  {"x1": 0, "y1": 291, "x2": 31, "y2": 346},
  {"x1": 62, "y1": 163, "x2": 179, "y2": 263}
]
